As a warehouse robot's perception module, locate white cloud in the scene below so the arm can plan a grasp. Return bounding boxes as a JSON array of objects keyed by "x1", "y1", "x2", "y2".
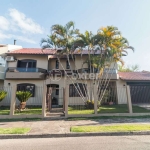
[
  {"x1": 0, "y1": 32, "x2": 36, "y2": 44},
  {"x1": 9, "y1": 8, "x2": 43, "y2": 34},
  {"x1": 0, "y1": 32, "x2": 10, "y2": 39},
  {"x1": 14, "y1": 35, "x2": 36, "y2": 44},
  {"x1": 0, "y1": 8, "x2": 44, "y2": 45},
  {"x1": 0, "y1": 16, "x2": 9, "y2": 30}
]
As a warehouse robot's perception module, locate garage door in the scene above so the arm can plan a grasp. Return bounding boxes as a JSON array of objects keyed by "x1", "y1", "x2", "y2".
[{"x1": 129, "y1": 83, "x2": 150, "y2": 104}]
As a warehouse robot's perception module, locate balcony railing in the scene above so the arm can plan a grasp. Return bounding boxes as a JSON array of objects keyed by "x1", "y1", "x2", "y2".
[{"x1": 7, "y1": 67, "x2": 47, "y2": 73}]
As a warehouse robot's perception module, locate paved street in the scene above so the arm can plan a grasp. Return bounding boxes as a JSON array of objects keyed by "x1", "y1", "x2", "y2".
[{"x1": 0, "y1": 136, "x2": 150, "y2": 150}]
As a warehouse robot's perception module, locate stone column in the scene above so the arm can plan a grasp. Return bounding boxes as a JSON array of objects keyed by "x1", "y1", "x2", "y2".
[
  {"x1": 42, "y1": 85, "x2": 47, "y2": 117},
  {"x1": 126, "y1": 85, "x2": 133, "y2": 114},
  {"x1": 65, "y1": 85, "x2": 69, "y2": 118},
  {"x1": 10, "y1": 85, "x2": 17, "y2": 116},
  {"x1": 94, "y1": 84, "x2": 97, "y2": 114}
]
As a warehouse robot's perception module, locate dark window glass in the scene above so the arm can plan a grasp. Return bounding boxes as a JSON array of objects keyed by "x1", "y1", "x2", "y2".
[
  {"x1": 55, "y1": 85, "x2": 59, "y2": 95},
  {"x1": 17, "y1": 84, "x2": 35, "y2": 97},
  {"x1": 17, "y1": 60, "x2": 37, "y2": 68},
  {"x1": 66, "y1": 60, "x2": 70, "y2": 69},
  {"x1": 69, "y1": 83, "x2": 86, "y2": 97},
  {"x1": 56, "y1": 60, "x2": 59, "y2": 69}
]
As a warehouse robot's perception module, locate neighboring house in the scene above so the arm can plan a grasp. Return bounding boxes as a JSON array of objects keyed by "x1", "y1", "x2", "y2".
[{"x1": 0, "y1": 44, "x2": 22, "y2": 87}]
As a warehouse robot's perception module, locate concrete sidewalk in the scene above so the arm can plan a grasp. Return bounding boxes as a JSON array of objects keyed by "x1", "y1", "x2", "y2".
[{"x1": 0, "y1": 118, "x2": 150, "y2": 138}]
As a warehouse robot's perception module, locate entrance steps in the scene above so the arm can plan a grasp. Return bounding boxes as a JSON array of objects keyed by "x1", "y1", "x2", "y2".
[{"x1": 46, "y1": 108, "x2": 65, "y2": 118}]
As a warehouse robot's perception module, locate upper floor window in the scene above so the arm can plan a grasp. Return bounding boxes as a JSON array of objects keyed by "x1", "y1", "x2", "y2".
[
  {"x1": 56, "y1": 60, "x2": 59, "y2": 69},
  {"x1": 17, "y1": 83, "x2": 35, "y2": 97},
  {"x1": 66, "y1": 60, "x2": 70, "y2": 69},
  {"x1": 17, "y1": 59, "x2": 37, "y2": 72}
]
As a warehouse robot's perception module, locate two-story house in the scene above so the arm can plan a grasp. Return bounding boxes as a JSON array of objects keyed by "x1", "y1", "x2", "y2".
[{"x1": 3, "y1": 47, "x2": 119, "y2": 108}]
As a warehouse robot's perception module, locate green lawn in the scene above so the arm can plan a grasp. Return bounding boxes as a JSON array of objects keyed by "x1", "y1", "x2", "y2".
[
  {"x1": 0, "y1": 127, "x2": 30, "y2": 134},
  {"x1": 68, "y1": 115, "x2": 150, "y2": 121},
  {"x1": 0, "y1": 107, "x2": 10, "y2": 115},
  {"x1": 68, "y1": 107, "x2": 94, "y2": 114},
  {"x1": 68, "y1": 105, "x2": 150, "y2": 115},
  {"x1": 0, "y1": 106, "x2": 42, "y2": 115},
  {"x1": 15, "y1": 107, "x2": 42, "y2": 115},
  {"x1": 71, "y1": 124, "x2": 150, "y2": 132}
]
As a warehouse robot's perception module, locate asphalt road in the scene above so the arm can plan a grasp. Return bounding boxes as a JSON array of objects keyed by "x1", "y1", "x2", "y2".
[{"x1": 0, "y1": 135, "x2": 150, "y2": 150}]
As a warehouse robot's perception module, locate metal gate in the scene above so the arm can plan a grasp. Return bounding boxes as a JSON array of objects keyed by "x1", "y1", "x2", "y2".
[
  {"x1": 46, "y1": 87, "x2": 65, "y2": 112},
  {"x1": 130, "y1": 84, "x2": 150, "y2": 104}
]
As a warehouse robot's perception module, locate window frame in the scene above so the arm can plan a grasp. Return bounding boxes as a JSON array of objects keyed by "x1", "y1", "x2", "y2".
[
  {"x1": 66, "y1": 60, "x2": 70, "y2": 69},
  {"x1": 17, "y1": 59, "x2": 37, "y2": 68},
  {"x1": 17, "y1": 83, "x2": 35, "y2": 97},
  {"x1": 55, "y1": 60, "x2": 59, "y2": 69},
  {"x1": 69, "y1": 83, "x2": 86, "y2": 97}
]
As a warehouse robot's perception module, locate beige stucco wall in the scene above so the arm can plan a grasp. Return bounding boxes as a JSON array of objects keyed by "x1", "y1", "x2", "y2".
[
  {"x1": 116, "y1": 79, "x2": 127, "y2": 104},
  {"x1": 7, "y1": 55, "x2": 48, "y2": 70},
  {"x1": 1, "y1": 80, "x2": 45, "y2": 106},
  {"x1": 75, "y1": 55, "x2": 88, "y2": 70}
]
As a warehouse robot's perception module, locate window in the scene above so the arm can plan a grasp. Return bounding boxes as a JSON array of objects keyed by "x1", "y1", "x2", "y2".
[
  {"x1": 55, "y1": 85, "x2": 59, "y2": 95},
  {"x1": 17, "y1": 84, "x2": 35, "y2": 97},
  {"x1": 56, "y1": 60, "x2": 59, "y2": 69},
  {"x1": 66, "y1": 60, "x2": 70, "y2": 69},
  {"x1": 17, "y1": 59, "x2": 37, "y2": 72},
  {"x1": 69, "y1": 83, "x2": 86, "y2": 97}
]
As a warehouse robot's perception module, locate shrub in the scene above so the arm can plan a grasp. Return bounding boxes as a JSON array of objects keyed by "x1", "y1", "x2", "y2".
[
  {"x1": 85, "y1": 100, "x2": 94, "y2": 109},
  {"x1": 16, "y1": 91, "x2": 32, "y2": 103},
  {"x1": 0, "y1": 91, "x2": 7, "y2": 102}
]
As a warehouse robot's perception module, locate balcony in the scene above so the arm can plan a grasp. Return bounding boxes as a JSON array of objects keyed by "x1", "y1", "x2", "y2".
[
  {"x1": 5, "y1": 67, "x2": 47, "y2": 80},
  {"x1": 47, "y1": 68, "x2": 118, "y2": 80}
]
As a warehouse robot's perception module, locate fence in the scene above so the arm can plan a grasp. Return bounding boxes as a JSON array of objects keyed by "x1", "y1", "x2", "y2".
[
  {"x1": 67, "y1": 86, "x2": 130, "y2": 115},
  {"x1": 0, "y1": 85, "x2": 46, "y2": 118},
  {"x1": 0, "y1": 86, "x2": 12, "y2": 115},
  {"x1": 1, "y1": 84, "x2": 150, "y2": 119}
]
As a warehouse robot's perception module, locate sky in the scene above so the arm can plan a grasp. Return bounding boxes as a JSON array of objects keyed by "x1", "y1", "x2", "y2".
[{"x1": 0, "y1": 0, "x2": 150, "y2": 70}]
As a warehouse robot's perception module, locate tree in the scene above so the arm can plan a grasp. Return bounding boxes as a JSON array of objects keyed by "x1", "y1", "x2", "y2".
[
  {"x1": 41, "y1": 22, "x2": 134, "y2": 104},
  {"x1": 118, "y1": 64, "x2": 139, "y2": 72}
]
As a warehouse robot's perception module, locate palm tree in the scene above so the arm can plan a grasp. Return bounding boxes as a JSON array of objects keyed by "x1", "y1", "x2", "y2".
[
  {"x1": 41, "y1": 21, "x2": 87, "y2": 102},
  {"x1": 41, "y1": 22, "x2": 134, "y2": 105},
  {"x1": 95, "y1": 26, "x2": 134, "y2": 102}
]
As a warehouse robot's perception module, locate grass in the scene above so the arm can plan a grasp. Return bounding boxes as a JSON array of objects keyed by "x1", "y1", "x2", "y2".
[
  {"x1": 68, "y1": 104, "x2": 150, "y2": 115},
  {"x1": 0, "y1": 127, "x2": 31, "y2": 134},
  {"x1": 71, "y1": 124, "x2": 150, "y2": 133},
  {"x1": 15, "y1": 106, "x2": 42, "y2": 115},
  {"x1": 68, "y1": 115, "x2": 150, "y2": 121},
  {"x1": 0, "y1": 107, "x2": 10, "y2": 115},
  {"x1": 0, "y1": 118, "x2": 41, "y2": 122},
  {"x1": 68, "y1": 107, "x2": 94, "y2": 114},
  {"x1": 0, "y1": 106, "x2": 42, "y2": 115}
]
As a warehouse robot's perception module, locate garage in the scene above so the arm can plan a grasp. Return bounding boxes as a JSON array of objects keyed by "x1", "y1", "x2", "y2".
[
  {"x1": 128, "y1": 82, "x2": 150, "y2": 104},
  {"x1": 119, "y1": 72, "x2": 150, "y2": 104}
]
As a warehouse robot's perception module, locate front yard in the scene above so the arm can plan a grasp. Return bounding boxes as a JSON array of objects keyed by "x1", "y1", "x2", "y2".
[
  {"x1": 0, "y1": 106, "x2": 42, "y2": 115},
  {"x1": 68, "y1": 104, "x2": 150, "y2": 115},
  {"x1": 1, "y1": 104, "x2": 150, "y2": 116}
]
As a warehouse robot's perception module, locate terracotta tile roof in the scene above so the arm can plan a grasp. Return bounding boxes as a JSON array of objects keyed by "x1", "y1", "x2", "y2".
[
  {"x1": 7, "y1": 48, "x2": 56, "y2": 55},
  {"x1": 7, "y1": 48, "x2": 101, "y2": 55},
  {"x1": 118, "y1": 72, "x2": 150, "y2": 81}
]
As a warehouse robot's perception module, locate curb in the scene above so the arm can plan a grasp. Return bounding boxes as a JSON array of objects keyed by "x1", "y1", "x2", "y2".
[{"x1": 1, "y1": 131, "x2": 150, "y2": 139}]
